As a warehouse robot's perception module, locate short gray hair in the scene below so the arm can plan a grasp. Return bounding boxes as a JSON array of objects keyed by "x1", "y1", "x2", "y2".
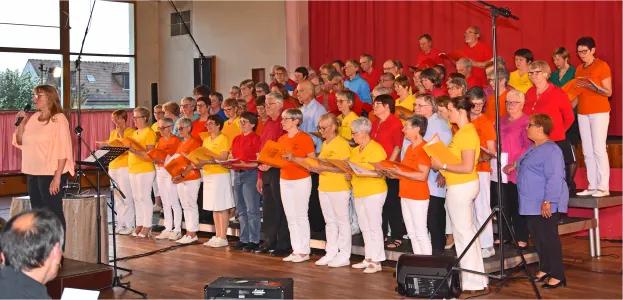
[
  {"x1": 176, "y1": 117, "x2": 192, "y2": 129},
  {"x1": 160, "y1": 117, "x2": 175, "y2": 127},
  {"x1": 351, "y1": 117, "x2": 372, "y2": 134},
  {"x1": 457, "y1": 57, "x2": 473, "y2": 70},
  {"x1": 267, "y1": 91, "x2": 284, "y2": 103},
  {"x1": 282, "y1": 108, "x2": 303, "y2": 126}
]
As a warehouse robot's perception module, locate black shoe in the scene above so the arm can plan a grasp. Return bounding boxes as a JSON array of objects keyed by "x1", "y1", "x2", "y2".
[
  {"x1": 231, "y1": 241, "x2": 247, "y2": 251},
  {"x1": 243, "y1": 243, "x2": 259, "y2": 252},
  {"x1": 542, "y1": 279, "x2": 566, "y2": 289},
  {"x1": 254, "y1": 246, "x2": 272, "y2": 254},
  {"x1": 270, "y1": 249, "x2": 291, "y2": 257},
  {"x1": 533, "y1": 273, "x2": 550, "y2": 282}
]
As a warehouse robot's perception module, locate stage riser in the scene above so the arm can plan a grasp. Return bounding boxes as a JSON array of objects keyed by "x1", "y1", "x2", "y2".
[{"x1": 46, "y1": 259, "x2": 113, "y2": 299}]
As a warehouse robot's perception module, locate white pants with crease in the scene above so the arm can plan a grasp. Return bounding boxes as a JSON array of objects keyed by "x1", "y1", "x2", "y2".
[
  {"x1": 578, "y1": 112, "x2": 610, "y2": 191},
  {"x1": 474, "y1": 172, "x2": 494, "y2": 249},
  {"x1": 319, "y1": 190, "x2": 351, "y2": 260},
  {"x1": 280, "y1": 177, "x2": 312, "y2": 255},
  {"x1": 156, "y1": 167, "x2": 182, "y2": 232},
  {"x1": 354, "y1": 192, "x2": 387, "y2": 262},
  {"x1": 109, "y1": 167, "x2": 135, "y2": 229},
  {"x1": 401, "y1": 198, "x2": 432, "y2": 255},
  {"x1": 176, "y1": 179, "x2": 201, "y2": 232},
  {"x1": 129, "y1": 171, "x2": 155, "y2": 228}
]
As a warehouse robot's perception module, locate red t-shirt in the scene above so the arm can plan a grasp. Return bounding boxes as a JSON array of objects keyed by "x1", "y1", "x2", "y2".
[
  {"x1": 460, "y1": 41, "x2": 492, "y2": 89},
  {"x1": 360, "y1": 68, "x2": 382, "y2": 89},
  {"x1": 371, "y1": 114, "x2": 404, "y2": 158},
  {"x1": 415, "y1": 48, "x2": 443, "y2": 69},
  {"x1": 231, "y1": 132, "x2": 261, "y2": 170},
  {"x1": 399, "y1": 142, "x2": 431, "y2": 200},
  {"x1": 245, "y1": 96, "x2": 257, "y2": 113},
  {"x1": 524, "y1": 83, "x2": 574, "y2": 142},
  {"x1": 190, "y1": 119, "x2": 207, "y2": 140}
]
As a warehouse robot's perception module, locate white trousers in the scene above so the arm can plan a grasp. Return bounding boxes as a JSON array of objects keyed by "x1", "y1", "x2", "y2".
[
  {"x1": 176, "y1": 179, "x2": 201, "y2": 232},
  {"x1": 474, "y1": 172, "x2": 494, "y2": 249},
  {"x1": 401, "y1": 198, "x2": 432, "y2": 255},
  {"x1": 354, "y1": 192, "x2": 387, "y2": 262},
  {"x1": 280, "y1": 177, "x2": 312, "y2": 255},
  {"x1": 109, "y1": 167, "x2": 135, "y2": 229},
  {"x1": 319, "y1": 190, "x2": 351, "y2": 260},
  {"x1": 156, "y1": 167, "x2": 182, "y2": 232},
  {"x1": 446, "y1": 180, "x2": 488, "y2": 291},
  {"x1": 152, "y1": 175, "x2": 160, "y2": 197},
  {"x1": 445, "y1": 202, "x2": 453, "y2": 234},
  {"x1": 579, "y1": 112, "x2": 610, "y2": 191},
  {"x1": 129, "y1": 171, "x2": 155, "y2": 228}
]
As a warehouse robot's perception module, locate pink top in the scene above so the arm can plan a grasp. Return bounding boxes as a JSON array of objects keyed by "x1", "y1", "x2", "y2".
[
  {"x1": 499, "y1": 114, "x2": 531, "y2": 183},
  {"x1": 12, "y1": 112, "x2": 75, "y2": 176}
]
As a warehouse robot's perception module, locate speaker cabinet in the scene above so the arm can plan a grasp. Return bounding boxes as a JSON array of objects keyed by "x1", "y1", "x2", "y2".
[
  {"x1": 204, "y1": 277, "x2": 293, "y2": 299},
  {"x1": 396, "y1": 254, "x2": 461, "y2": 298}
]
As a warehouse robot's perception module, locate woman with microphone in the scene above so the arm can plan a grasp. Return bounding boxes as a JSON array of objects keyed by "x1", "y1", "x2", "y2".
[{"x1": 12, "y1": 84, "x2": 75, "y2": 235}]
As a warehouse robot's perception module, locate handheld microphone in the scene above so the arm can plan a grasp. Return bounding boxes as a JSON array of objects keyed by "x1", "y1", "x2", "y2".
[{"x1": 14, "y1": 104, "x2": 32, "y2": 127}]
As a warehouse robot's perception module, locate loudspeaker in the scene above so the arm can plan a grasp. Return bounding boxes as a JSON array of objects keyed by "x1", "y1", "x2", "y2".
[
  {"x1": 204, "y1": 277, "x2": 293, "y2": 299},
  {"x1": 150, "y1": 82, "x2": 158, "y2": 108},
  {"x1": 396, "y1": 254, "x2": 461, "y2": 298}
]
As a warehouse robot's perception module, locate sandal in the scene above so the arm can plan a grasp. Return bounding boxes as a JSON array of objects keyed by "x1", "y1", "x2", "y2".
[{"x1": 385, "y1": 239, "x2": 403, "y2": 249}]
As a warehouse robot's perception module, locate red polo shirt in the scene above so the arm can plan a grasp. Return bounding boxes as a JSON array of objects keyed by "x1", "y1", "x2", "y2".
[
  {"x1": 460, "y1": 41, "x2": 492, "y2": 89},
  {"x1": 231, "y1": 132, "x2": 262, "y2": 170},
  {"x1": 524, "y1": 83, "x2": 574, "y2": 142},
  {"x1": 360, "y1": 68, "x2": 382, "y2": 89},
  {"x1": 371, "y1": 114, "x2": 404, "y2": 159},
  {"x1": 415, "y1": 48, "x2": 443, "y2": 69},
  {"x1": 245, "y1": 96, "x2": 257, "y2": 113}
]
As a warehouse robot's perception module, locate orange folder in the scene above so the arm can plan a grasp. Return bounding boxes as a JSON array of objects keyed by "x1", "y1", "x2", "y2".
[
  {"x1": 147, "y1": 148, "x2": 168, "y2": 162},
  {"x1": 186, "y1": 147, "x2": 219, "y2": 165},
  {"x1": 374, "y1": 160, "x2": 417, "y2": 181},
  {"x1": 257, "y1": 140, "x2": 288, "y2": 168},
  {"x1": 423, "y1": 138, "x2": 460, "y2": 165},
  {"x1": 562, "y1": 78, "x2": 582, "y2": 101},
  {"x1": 164, "y1": 155, "x2": 191, "y2": 178}
]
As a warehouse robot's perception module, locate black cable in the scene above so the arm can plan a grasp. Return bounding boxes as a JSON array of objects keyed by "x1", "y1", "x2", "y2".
[{"x1": 112, "y1": 242, "x2": 198, "y2": 262}]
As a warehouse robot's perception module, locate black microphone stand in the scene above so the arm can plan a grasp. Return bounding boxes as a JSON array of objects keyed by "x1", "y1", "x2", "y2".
[
  {"x1": 430, "y1": 2, "x2": 541, "y2": 299},
  {"x1": 79, "y1": 138, "x2": 147, "y2": 299},
  {"x1": 168, "y1": 0, "x2": 209, "y2": 85}
]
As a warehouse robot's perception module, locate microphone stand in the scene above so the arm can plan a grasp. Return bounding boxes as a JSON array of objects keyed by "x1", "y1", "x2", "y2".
[
  {"x1": 168, "y1": 0, "x2": 209, "y2": 85},
  {"x1": 68, "y1": 0, "x2": 97, "y2": 195},
  {"x1": 430, "y1": 2, "x2": 541, "y2": 299}
]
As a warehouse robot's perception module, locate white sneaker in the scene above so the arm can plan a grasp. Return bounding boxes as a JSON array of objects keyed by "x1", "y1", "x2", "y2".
[
  {"x1": 576, "y1": 189, "x2": 597, "y2": 196},
  {"x1": 314, "y1": 255, "x2": 335, "y2": 266},
  {"x1": 118, "y1": 227, "x2": 134, "y2": 235},
  {"x1": 482, "y1": 247, "x2": 496, "y2": 259},
  {"x1": 363, "y1": 262, "x2": 382, "y2": 274},
  {"x1": 592, "y1": 190, "x2": 610, "y2": 197},
  {"x1": 176, "y1": 235, "x2": 197, "y2": 244},
  {"x1": 168, "y1": 231, "x2": 183, "y2": 241},
  {"x1": 328, "y1": 257, "x2": 351, "y2": 268},
  {"x1": 351, "y1": 260, "x2": 370, "y2": 269},
  {"x1": 282, "y1": 254, "x2": 295, "y2": 262},
  {"x1": 155, "y1": 230, "x2": 172, "y2": 240},
  {"x1": 209, "y1": 237, "x2": 229, "y2": 248},
  {"x1": 203, "y1": 236, "x2": 217, "y2": 247},
  {"x1": 291, "y1": 254, "x2": 310, "y2": 263}
]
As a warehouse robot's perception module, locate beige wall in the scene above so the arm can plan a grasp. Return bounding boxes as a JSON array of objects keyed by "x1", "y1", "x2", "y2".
[{"x1": 135, "y1": 1, "x2": 287, "y2": 105}]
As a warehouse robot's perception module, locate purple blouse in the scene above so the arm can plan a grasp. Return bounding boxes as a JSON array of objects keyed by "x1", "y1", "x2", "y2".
[{"x1": 499, "y1": 114, "x2": 532, "y2": 183}]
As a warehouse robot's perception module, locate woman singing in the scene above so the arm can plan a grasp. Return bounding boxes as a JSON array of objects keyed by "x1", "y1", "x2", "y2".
[{"x1": 13, "y1": 84, "x2": 75, "y2": 234}]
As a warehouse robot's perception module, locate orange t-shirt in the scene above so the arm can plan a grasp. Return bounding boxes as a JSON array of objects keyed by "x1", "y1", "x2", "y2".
[
  {"x1": 484, "y1": 89, "x2": 508, "y2": 121},
  {"x1": 176, "y1": 137, "x2": 202, "y2": 181},
  {"x1": 278, "y1": 131, "x2": 315, "y2": 180},
  {"x1": 191, "y1": 118, "x2": 208, "y2": 140},
  {"x1": 399, "y1": 142, "x2": 431, "y2": 200},
  {"x1": 471, "y1": 115, "x2": 496, "y2": 172},
  {"x1": 575, "y1": 58, "x2": 612, "y2": 115},
  {"x1": 154, "y1": 136, "x2": 181, "y2": 167}
]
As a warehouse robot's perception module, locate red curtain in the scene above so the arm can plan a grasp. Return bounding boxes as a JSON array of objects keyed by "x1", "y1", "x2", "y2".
[
  {"x1": 309, "y1": 1, "x2": 622, "y2": 135},
  {"x1": 0, "y1": 110, "x2": 133, "y2": 173}
]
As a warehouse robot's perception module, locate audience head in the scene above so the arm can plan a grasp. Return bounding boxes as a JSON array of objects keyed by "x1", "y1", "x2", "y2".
[
  {"x1": 576, "y1": 36, "x2": 596, "y2": 63},
  {"x1": 379, "y1": 72, "x2": 395, "y2": 89},
  {"x1": 208, "y1": 92, "x2": 224, "y2": 113},
  {"x1": 394, "y1": 75, "x2": 411, "y2": 96},
  {"x1": 319, "y1": 64, "x2": 337, "y2": 82},
  {"x1": 206, "y1": 114, "x2": 224, "y2": 132},
  {"x1": 270, "y1": 82, "x2": 289, "y2": 98},
  {"x1": 372, "y1": 85, "x2": 393, "y2": 99},
  {"x1": 133, "y1": 106, "x2": 151, "y2": 127},
  {"x1": 465, "y1": 86, "x2": 486, "y2": 116},
  {"x1": 332, "y1": 60, "x2": 345, "y2": 75},
  {"x1": 237, "y1": 99, "x2": 248, "y2": 114},
  {"x1": 420, "y1": 68, "x2": 441, "y2": 90},
  {"x1": 158, "y1": 117, "x2": 175, "y2": 137},
  {"x1": 359, "y1": 54, "x2": 375, "y2": 72},
  {"x1": 32, "y1": 85, "x2": 62, "y2": 118},
  {"x1": 0, "y1": 210, "x2": 64, "y2": 284},
  {"x1": 273, "y1": 66, "x2": 289, "y2": 84},
  {"x1": 447, "y1": 77, "x2": 467, "y2": 98},
  {"x1": 239, "y1": 111, "x2": 258, "y2": 133},
  {"x1": 180, "y1": 96, "x2": 196, "y2": 118},
  {"x1": 527, "y1": 60, "x2": 551, "y2": 86},
  {"x1": 265, "y1": 92, "x2": 284, "y2": 118},
  {"x1": 281, "y1": 108, "x2": 303, "y2": 131},
  {"x1": 382, "y1": 60, "x2": 399, "y2": 77},
  {"x1": 255, "y1": 82, "x2": 270, "y2": 97},
  {"x1": 414, "y1": 93, "x2": 436, "y2": 118},
  {"x1": 418, "y1": 33, "x2": 433, "y2": 53},
  {"x1": 222, "y1": 98, "x2": 239, "y2": 119},
  {"x1": 434, "y1": 95, "x2": 452, "y2": 120},
  {"x1": 175, "y1": 117, "x2": 192, "y2": 137},
  {"x1": 239, "y1": 79, "x2": 256, "y2": 98},
  {"x1": 163, "y1": 101, "x2": 181, "y2": 119},
  {"x1": 318, "y1": 113, "x2": 340, "y2": 139},
  {"x1": 552, "y1": 47, "x2": 571, "y2": 70},
  {"x1": 447, "y1": 96, "x2": 473, "y2": 125},
  {"x1": 344, "y1": 59, "x2": 361, "y2": 78},
  {"x1": 464, "y1": 25, "x2": 481, "y2": 45},
  {"x1": 514, "y1": 48, "x2": 534, "y2": 72},
  {"x1": 403, "y1": 115, "x2": 428, "y2": 139},
  {"x1": 111, "y1": 109, "x2": 128, "y2": 127},
  {"x1": 505, "y1": 89, "x2": 526, "y2": 116},
  {"x1": 153, "y1": 104, "x2": 164, "y2": 121},
  {"x1": 432, "y1": 64, "x2": 446, "y2": 82},
  {"x1": 336, "y1": 89, "x2": 355, "y2": 113},
  {"x1": 350, "y1": 117, "x2": 372, "y2": 145},
  {"x1": 294, "y1": 67, "x2": 309, "y2": 83},
  {"x1": 373, "y1": 93, "x2": 395, "y2": 117},
  {"x1": 456, "y1": 57, "x2": 473, "y2": 77},
  {"x1": 486, "y1": 66, "x2": 509, "y2": 89},
  {"x1": 295, "y1": 80, "x2": 315, "y2": 105},
  {"x1": 195, "y1": 96, "x2": 210, "y2": 117},
  {"x1": 229, "y1": 85, "x2": 241, "y2": 99},
  {"x1": 255, "y1": 95, "x2": 267, "y2": 119}
]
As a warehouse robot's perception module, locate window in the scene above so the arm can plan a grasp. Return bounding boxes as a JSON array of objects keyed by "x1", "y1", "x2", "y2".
[
  {"x1": 0, "y1": 0, "x2": 135, "y2": 110},
  {"x1": 170, "y1": 10, "x2": 191, "y2": 36}
]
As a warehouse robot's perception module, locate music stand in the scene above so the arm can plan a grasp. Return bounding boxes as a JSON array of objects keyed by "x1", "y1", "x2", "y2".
[{"x1": 78, "y1": 144, "x2": 147, "y2": 298}]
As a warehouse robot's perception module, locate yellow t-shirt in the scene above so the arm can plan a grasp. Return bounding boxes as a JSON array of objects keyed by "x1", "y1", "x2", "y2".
[
  {"x1": 395, "y1": 94, "x2": 416, "y2": 112},
  {"x1": 201, "y1": 133, "x2": 230, "y2": 175},
  {"x1": 508, "y1": 70, "x2": 533, "y2": 94},
  {"x1": 222, "y1": 117, "x2": 241, "y2": 146},
  {"x1": 350, "y1": 140, "x2": 387, "y2": 198},
  {"x1": 108, "y1": 127, "x2": 135, "y2": 170},
  {"x1": 338, "y1": 111, "x2": 358, "y2": 141},
  {"x1": 442, "y1": 123, "x2": 480, "y2": 186},
  {"x1": 150, "y1": 122, "x2": 159, "y2": 133},
  {"x1": 318, "y1": 136, "x2": 352, "y2": 192},
  {"x1": 128, "y1": 127, "x2": 157, "y2": 174}
]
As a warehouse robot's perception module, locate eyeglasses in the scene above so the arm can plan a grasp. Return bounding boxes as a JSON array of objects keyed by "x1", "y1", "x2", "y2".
[
  {"x1": 576, "y1": 49, "x2": 590, "y2": 55},
  {"x1": 196, "y1": 103, "x2": 207, "y2": 108},
  {"x1": 506, "y1": 101, "x2": 522, "y2": 105},
  {"x1": 239, "y1": 119, "x2": 250, "y2": 125},
  {"x1": 32, "y1": 93, "x2": 46, "y2": 98},
  {"x1": 527, "y1": 123, "x2": 539, "y2": 128},
  {"x1": 447, "y1": 85, "x2": 460, "y2": 90},
  {"x1": 158, "y1": 125, "x2": 172, "y2": 130},
  {"x1": 527, "y1": 70, "x2": 543, "y2": 76},
  {"x1": 206, "y1": 122, "x2": 217, "y2": 127},
  {"x1": 472, "y1": 102, "x2": 484, "y2": 107},
  {"x1": 177, "y1": 126, "x2": 186, "y2": 130},
  {"x1": 317, "y1": 126, "x2": 329, "y2": 132},
  {"x1": 223, "y1": 107, "x2": 234, "y2": 112},
  {"x1": 181, "y1": 104, "x2": 194, "y2": 108}
]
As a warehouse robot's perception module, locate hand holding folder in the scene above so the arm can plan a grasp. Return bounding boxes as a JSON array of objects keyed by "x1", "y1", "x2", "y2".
[
  {"x1": 423, "y1": 134, "x2": 460, "y2": 165},
  {"x1": 147, "y1": 148, "x2": 168, "y2": 163},
  {"x1": 186, "y1": 146, "x2": 219, "y2": 165},
  {"x1": 373, "y1": 160, "x2": 416, "y2": 180},
  {"x1": 257, "y1": 140, "x2": 288, "y2": 168}
]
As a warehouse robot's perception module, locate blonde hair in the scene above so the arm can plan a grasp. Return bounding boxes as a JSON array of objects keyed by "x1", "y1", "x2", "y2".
[
  {"x1": 319, "y1": 113, "x2": 340, "y2": 135},
  {"x1": 528, "y1": 60, "x2": 551, "y2": 79},
  {"x1": 33, "y1": 85, "x2": 63, "y2": 124}
]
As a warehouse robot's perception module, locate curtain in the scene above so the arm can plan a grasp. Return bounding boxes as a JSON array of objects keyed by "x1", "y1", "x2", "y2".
[{"x1": 309, "y1": 0, "x2": 622, "y2": 135}]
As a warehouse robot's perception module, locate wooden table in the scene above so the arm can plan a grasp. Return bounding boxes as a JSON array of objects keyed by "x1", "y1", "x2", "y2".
[
  {"x1": 568, "y1": 192, "x2": 622, "y2": 257},
  {"x1": 10, "y1": 195, "x2": 109, "y2": 264}
]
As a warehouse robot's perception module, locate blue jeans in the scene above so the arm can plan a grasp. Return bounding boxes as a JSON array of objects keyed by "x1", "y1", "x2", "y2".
[{"x1": 233, "y1": 169, "x2": 261, "y2": 243}]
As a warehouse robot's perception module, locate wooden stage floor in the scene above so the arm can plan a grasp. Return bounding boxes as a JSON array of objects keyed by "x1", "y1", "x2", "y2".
[{"x1": 99, "y1": 234, "x2": 622, "y2": 299}]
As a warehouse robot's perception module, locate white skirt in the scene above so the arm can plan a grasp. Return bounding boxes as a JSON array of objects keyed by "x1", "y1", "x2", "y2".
[{"x1": 202, "y1": 171, "x2": 235, "y2": 211}]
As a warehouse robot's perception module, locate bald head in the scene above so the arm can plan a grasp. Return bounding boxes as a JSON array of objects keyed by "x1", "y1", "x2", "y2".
[{"x1": 296, "y1": 80, "x2": 315, "y2": 105}]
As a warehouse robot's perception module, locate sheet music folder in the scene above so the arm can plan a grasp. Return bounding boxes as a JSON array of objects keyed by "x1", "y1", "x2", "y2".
[{"x1": 77, "y1": 146, "x2": 129, "y2": 169}]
